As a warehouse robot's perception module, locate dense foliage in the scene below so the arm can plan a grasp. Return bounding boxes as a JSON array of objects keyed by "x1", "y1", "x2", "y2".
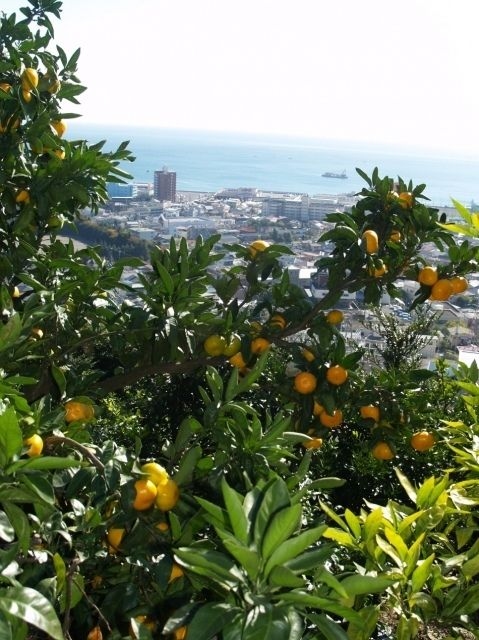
[{"x1": 1, "y1": 2, "x2": 479, "y2": 640}]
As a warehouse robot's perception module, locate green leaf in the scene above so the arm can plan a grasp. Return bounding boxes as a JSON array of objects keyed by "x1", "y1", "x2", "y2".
[
  {"x1": 0, "y1": 586, "x2": 63, "y2": 640},
  {"x1": 268, "y1": 565, "x2": 305, "y2": 588},
  {"x1": 346, "y1": 606, "x2": 380, "y2": 640},
  {"x1": 264, "y1": 525, "x2": 327, "y2": 576},
  {"x1": 462, "y1": 553, "x2": 479, "y2": 580},
  {"x1": 308, "y1": 613, "x2": 350, "y2": 640},
  {"x1": 221, "y1": 478, "x2": 249, "y2": 545},
  {"x1": 411, "y1": 553, "x2": 435, "y2": 592},
  {"x1": 340, "y1": 574, "x2": 397, "y2": 597},
  {"x1": 182, "y1": 603, "x2": 241, "y2": 640},
  {"x1": 384, "y1": 527, "x2": 409, "y2": 562},
  {"x1": 322, "y1": 527, "x2": 355, "y2": 547},
  {"x1": 174, "y1": 547, "x2": 244, "y2": 588},
  {"x1": 3, "y1": 502, "x2": 30, "y2": 554},
  {"x1": 344, "y1": 509, "x2": 361, "y2": 539},
  {"x1": 0, "y1": 406, "x2": 23, "y2": 467},
  {"x1": 253, "y1": 477, "x2": 290, "y2": 548},
  {"x1": 394, "y1": 468, "x2": 417, "y2": 503},
  {"x1": 50, "y1": 364, "x2": 66, "y2": 397},
  {"x1": 6, "y1": 456, "x2": 82, "y2": 474},
  {"x1": 196, "y1": 497, "x2": 229, "y2": 530},
  {"x1": 261, "y1": 503, "x2": 302, "y2": 561},
  {"x1": 173, "y1": 445, "x2": 202, "y2": 486},
  {"x1": 215, "y1": 530, "x2": 259, "y2": 581}
]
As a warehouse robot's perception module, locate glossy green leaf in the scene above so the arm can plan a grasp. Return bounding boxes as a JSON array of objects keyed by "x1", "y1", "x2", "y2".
[
  {"x1": 411, "y1": 553, "x2": 435, "y2": 593},
  {"x1": 221, "y1": 478, "x2": 249, "y2": 545},
  {"x1": 182, "y1": 603, "x2": 241, "y2": 640},
  {"x1": 2, "y1": 502, "x2": 30, "y2": 554},
  {"x1": 261, "y1": 503, "x2": 302, "y2": 561},
  {"x1": 264, "y1": 525, "x2": 327, "y2": 576},
  {"x1": 0, "y1": 586, "x2": 63, "y2": 640}
]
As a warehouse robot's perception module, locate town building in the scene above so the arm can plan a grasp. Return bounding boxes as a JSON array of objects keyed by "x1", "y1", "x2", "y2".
[{"x1": 154, "y1": 167, "x2": 177, "y2": 202}]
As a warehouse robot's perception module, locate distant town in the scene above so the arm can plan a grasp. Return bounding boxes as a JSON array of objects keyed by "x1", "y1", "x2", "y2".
[{"x1": 74, "y1": 167, "x2": 479, "y2": 372}]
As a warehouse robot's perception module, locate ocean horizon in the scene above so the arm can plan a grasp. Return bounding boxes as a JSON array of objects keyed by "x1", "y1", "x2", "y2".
[{"x1": 68, "y1": 123, "x2": 479, "y2": 208}]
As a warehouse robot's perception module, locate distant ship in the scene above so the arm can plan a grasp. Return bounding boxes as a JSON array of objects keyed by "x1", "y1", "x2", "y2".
[{"x1": 322, "y1": 170, "x2": 348, "y2": 179}]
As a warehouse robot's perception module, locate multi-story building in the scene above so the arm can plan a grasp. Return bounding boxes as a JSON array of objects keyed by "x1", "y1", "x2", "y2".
[{"x1": 154, "y1": 167, "x2": 177, "y2": 202}]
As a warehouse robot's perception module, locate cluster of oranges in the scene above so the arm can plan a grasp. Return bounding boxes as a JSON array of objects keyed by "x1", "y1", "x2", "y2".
[
  {"x1": 372, "y1": 431, "x2": 436, "y2": 461},
  {"x1": 133, "y1": 462, "x2": 180, "y2": 512},
  {"x1": 417, "y1": 265, "x2": 468, "y2": 301}
]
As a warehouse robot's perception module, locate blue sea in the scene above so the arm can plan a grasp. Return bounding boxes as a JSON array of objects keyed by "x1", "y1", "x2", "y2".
[{"x1": 68, "y1": 123, "x2": 479, "y2": 208}]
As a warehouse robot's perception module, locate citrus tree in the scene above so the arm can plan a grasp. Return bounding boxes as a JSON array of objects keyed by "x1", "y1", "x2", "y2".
[{"x1": 2, "y1": 2, "x2": 479, "y2": 639}]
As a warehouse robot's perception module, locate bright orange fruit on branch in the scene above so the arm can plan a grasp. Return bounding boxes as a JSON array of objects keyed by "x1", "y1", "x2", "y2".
[
  {"x1": 418, "y1": 266, "x2": 438, "y2": 286},
  {"x1": 269, "y1": 314, "x2": 286, "y2": 329},
  {"x1": 303, "y1": 437, "x2": 323, "y2": 449},
  {"x1": 361, "y1": 229, "x2": 379, "y2": 254},
  {"x1": 326, "y1": 365, "x2": 348, "y2": 386},
  {"x1": 251, "y1": 337, "x2": 270, "y2": 354},
  {"x1": 319, "y1": 409, "x2": 343, "y2": 429},
  {"x1": 87, "y1": 626, "x2": 103, "y2": 640},
  {"x1": 249, "y1": 239, "x2": 270, "y2": 257},
  {"x1": 21, "y1": 67, "x2": 38, "y2": 90},
  {"x1": 293, "y1": 371, "x2": 317, "y2": 394},
  {"x1": 155, "y1": 478, "x2": 180, "y2": 511},
  {"x1": 169, "y1": 563, "x2": 184, "y2": 583},
  {"x1": 24, "y1": 434, "x2": 43, "y2": 457},
  {"x1": 132, "y1": 479, "x2": 157, "y2": 511},
  {"x1": 106, "y1": 528, "x2": 124, "y2": 553},
  {"x1": 410, "y1": 431, "x2": 435, "y2": 452},
  {"x1": 229, "y1": 352, "x2": 247, "y2": 369},
  {"x1": 173, "y1": 627, "x2": 187, "y2": 640},
  {"x1": 141, "y1": 461, "x2": 169, "y2": 486},
  {"x1": 397, "y1": 191, "x2": 414, "y2": 209},
  {"x1": 326, "y1": 309, "x2": 343, "y2": 325},
  {"x1": 429, "y1": 279, "x2": 453, "y2": 301},
  {"x1": 360, "y1": 405, "x2": 380, "y2": 422},
  {"x1": 64, "y1": 401, "x2": 95, "y2": 423},
  {"x1": 203, "y1": 334, "x2": 227, "y2": 356},
  {"x1": 449, "y1": 276, "x2": 468, "y2": 294},
  {"x1": 372, "y1": 441, "x2": 395, "y2": 460}
]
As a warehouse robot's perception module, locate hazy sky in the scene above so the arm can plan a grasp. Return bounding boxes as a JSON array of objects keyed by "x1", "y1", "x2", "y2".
[{"x1": 3, "y1": 0, "x2": 479, "y2": 153}]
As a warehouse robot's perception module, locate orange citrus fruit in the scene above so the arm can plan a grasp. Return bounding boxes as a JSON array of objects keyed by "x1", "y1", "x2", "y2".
[
  {"x1": 64, "y1": 401, "x2": 94, "y2": 423},
  {"x1": 223, "y1": 334, "x2": 241, "y2": 356},
  {"x1": 397, "y1": 191, "x2": 414, "y2": 209},
  {"x1": 21, "y1": 67, "x2": 38, "y2": 90},
  {"x1": 429, "y1": 279, "x2": 453, "y2": 301},
  {"x1": 313, "y1": 401, "x2": 324, "y2": 416},
  {"x1": 293, "y1": 371, "x2": 317, "y2": 394},
  {"x1": 360, "y1": 405, "x2": 380, "y2": 422},
  {"x1": 269, "y1": 314, "x2": 286, "y2": 329},
  {"x1": 418, "y1": 266, "x2": 438, "y2": 286},
  {"x1": 24, "y1": 434, "x2": 43, "y2": 457},
  {"x1": 203, "y1": 334, "x2": 227, "y2": 356},
  {"x1": 361, "y1": 229, "x2": 379, "y2": 254},
  {"x1": 370, "y1": 261, "x2": 387, "y2": 278},
  {"x1": 22, "y1": 89, "x2": 32, "y2": 102},
  {"x1": 173, "y1": 627, "x2": 187, "y2": 640},
  {"x1": 410, "y1": 431, "x2": 435, "y2": 452},
  {"x1": 155, "y1": 478, "x2": 180, "y2": 511},
  {"x1": 449, "y1": 276, "x2": 468, "y2": 294},
  {"x1": 372, "y1": 442, "x2": 395, "y2": 460},
  {"x1": 156, "y1": 521, "x2": 170, "y2": 532},
  {"x1": 389, "y1": 229, "x2": 401, "y2": 242},
  {"x1": 141, "y1": 461, "x2": 169, "y2": 486},
  {"x1": 51, "y1": 120, "x2": 67, "y2": 137},
  {"x1": 15, "y1": 189, "x2": 30, "y2": 204},
  {"x1": 229, "y1": 352, "x2": 247, "y2": 369},
  {"x1": 87, "y1": 626, "x2": 103, "y2": 640},
  {"x1": 251, "y1": 337, "x2": 270, "y2": 354},
  {"x1": 302, "y1": 348, "x2": 315, "y2": 362},
  {"x1": 326, "y1": 309, "x2": 343, "y2": 324},
  {"x1": 249, "y1": 239, "x2": 270, "y2": 257},
  {"x1": 303, "y1": 437, "x2": 323, "y2": 449},
  {"x1": 326, "y1": 365, "x2": 348, "y2": 386},
  {"x1": 169, "y1": 563, "x2": 184, "y2": 583},
  {"x1": 319, "y1": 409, "x2": 343, "y2": 429},
  {"x1": 132, "y1": 479, "x2": 158, "y2": 511},
  {"x1": 106, "y1": 528, "x2": 125, "y2": 553}
]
